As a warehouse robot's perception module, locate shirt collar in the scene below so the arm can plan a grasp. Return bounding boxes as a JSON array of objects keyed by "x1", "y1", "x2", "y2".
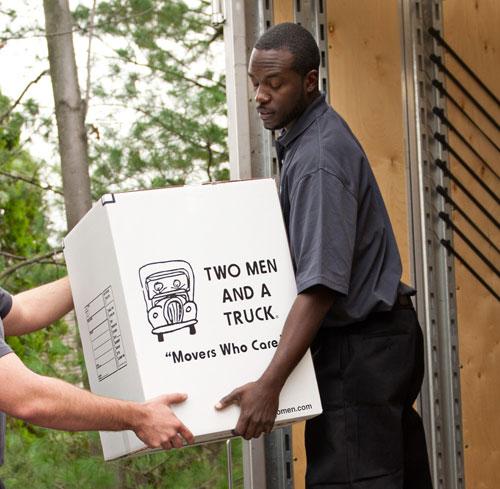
[{"x1": 276, "y1": 94, "x2": 328, "y2": 149}]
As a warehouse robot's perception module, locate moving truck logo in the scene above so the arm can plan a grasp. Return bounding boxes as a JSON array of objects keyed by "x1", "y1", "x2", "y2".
[{"x1": 139, "y1": 260, "x2": 198, "y2": 342}]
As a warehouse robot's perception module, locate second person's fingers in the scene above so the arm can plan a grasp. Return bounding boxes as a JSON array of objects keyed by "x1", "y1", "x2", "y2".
[{"x1": 178, "y1": 423, "x2": 195, "y2": 444}]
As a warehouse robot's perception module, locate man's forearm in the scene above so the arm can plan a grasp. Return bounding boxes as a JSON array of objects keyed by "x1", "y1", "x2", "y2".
[
  {"x1": 1, "y1": 353, "x2": 138, "y2": 432},
  {"x1": 23, "y1": 376, "x2": 140, "y2": 432},
  {"x1": 259, "y1": 285, "x2": 335, "y2": 389},
  {"x1": 4, "y1": 276, "x2": 74, "y2": 336}
]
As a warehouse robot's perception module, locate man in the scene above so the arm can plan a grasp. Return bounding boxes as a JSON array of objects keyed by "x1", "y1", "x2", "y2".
[
  {"x1": 0, "y1": 276, "x2": 193, "y2": 486},
  {"x1": 216, "y1": 23, "x2": 433, "y2": 488}
]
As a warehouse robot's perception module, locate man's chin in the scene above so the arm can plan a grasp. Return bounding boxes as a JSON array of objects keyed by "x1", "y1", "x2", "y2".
[{"x1": 263, "y1": 120, "x2": 283, "y2": 131}]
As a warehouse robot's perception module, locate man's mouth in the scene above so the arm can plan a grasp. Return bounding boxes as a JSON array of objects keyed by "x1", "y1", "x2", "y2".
[{"x1": 257, "y1": 108, "x2": 275, "y2": 121}]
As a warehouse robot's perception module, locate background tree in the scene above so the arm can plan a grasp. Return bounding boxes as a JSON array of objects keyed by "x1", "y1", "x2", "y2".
[
  {"x1": 73, "y1": 0, "x2": 229, "y2": 195},
  {"x1": 43, "y1": 0, "x2": 92, "y2": 231},
  {"x1": 1, "y1": 1, "x2": 239, "y2": 487},
  {"x1": 0, "y1": 91, "x2": 109, "y2": 488}
]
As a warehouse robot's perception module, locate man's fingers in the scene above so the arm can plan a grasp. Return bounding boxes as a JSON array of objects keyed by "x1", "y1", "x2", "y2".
[
  {"x1": 171, "y1": 434, "x2": 184, "y2": 449},
  {"x1": 215, "y1": 389, "x2": 240, "y2": 410},
  {"x1": 178, "y1": 423, "x2": 195, "y2": 444},
  {"x1": 243, "y1": 418, "x2": 259, "y2": 440},
  {"x1": 161, "y1": 439, "x2": 172, "y2": 451},
  {"x1": 234, "y1": 414, "x2": 250, "y2": 439},
  {"x1": 162, "y1": 392, "x2": 188, "y2": 405}
]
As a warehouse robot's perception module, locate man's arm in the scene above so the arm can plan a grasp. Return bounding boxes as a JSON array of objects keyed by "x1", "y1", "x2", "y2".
[
  {"x1": 0, "y1": 352, "x2": 194, "y2": 449},
  {"x1": 3, "y1": 276, "x2": 73, "y2": 336},
  {"x1": 216, "y1": 285, "x2": 334, "y2": 439}
]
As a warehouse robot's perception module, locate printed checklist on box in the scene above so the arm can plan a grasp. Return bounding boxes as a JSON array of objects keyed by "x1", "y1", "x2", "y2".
[{"x1": 85, "y1": 286, "x2": 127, "y2": 381}]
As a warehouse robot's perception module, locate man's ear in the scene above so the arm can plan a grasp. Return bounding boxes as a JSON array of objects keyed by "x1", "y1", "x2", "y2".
[{"x1": 305, "y1": 69, "x2": 319, "y2": 93}]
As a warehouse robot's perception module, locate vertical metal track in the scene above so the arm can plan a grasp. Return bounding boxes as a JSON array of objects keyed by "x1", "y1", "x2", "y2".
[
  {"x1": 293, "y1": 0, "x2": 330, "y2": 102},
  {"x1": 243, "y1": 435, "x2": 268, "y2": 489},
  {"x1": 399, "y1": 1, "x2": 465, "y2": 488},
  {"x1": 222, "y1": 0, "x2": 253, "y2": 180},
  {"x1": 245, "y1": 0, "x2": 276, "y2": 178},
  {"x1": 264, "y1": 427, "x2": 294, "y2": 489}
]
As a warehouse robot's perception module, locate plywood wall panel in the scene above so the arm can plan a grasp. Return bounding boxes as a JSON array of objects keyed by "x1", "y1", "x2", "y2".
[
  {"x1": 274, "y1": 0, "x2": 293, "y2": 25},
  {"x1": 325, "y1": 0, "x2": 410, "y2": 282},
  {"x1": 442, "y1": 1, "x2": 500, "y2": 488}
]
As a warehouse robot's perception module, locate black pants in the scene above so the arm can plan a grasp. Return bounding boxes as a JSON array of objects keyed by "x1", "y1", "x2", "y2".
[
  {"x1": 0, "y1": 478, "x2": 5, "y2": 489},
  {"x1": 305, "y1": 305, "x2": 433, "y2": 489}
]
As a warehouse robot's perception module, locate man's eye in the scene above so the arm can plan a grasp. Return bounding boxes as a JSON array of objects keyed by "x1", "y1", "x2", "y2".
[{"x1": 270, "y1": 81, "x2": 282, "y2": 89}]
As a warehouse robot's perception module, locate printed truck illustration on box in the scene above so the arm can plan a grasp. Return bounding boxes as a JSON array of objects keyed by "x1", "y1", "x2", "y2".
[{"x1": 139, "y1": 260, "x2": 198, "y2": 342}]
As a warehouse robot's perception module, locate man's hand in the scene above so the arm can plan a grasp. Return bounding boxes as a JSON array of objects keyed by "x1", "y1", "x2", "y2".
[
  {"x1": 133, "y1": 393, "x2": 194, "y2": 450},
  {"x1": 215, "y1": 380, "x2": 280, "y2": 440}
]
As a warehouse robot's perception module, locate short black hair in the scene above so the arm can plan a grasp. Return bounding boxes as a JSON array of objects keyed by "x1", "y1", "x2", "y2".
[{"x1": 254, "y1": 22, "x2": 320, "y2": 76}]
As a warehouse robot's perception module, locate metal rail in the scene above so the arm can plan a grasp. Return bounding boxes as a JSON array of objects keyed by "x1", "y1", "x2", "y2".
[
  {"x1": 432, "y1": 79, "x2": 500, "y2": 152},
  {"x1": 433, "y1": 133, "x2": 499, "y2": 202},
  {"x1": 399, "y1": 1, "x2": 465, "y2": 488},
  {"x1": 428, "y1": 27, "x2": 500, "y2": 106},
  {"x1": 441, "y1": 240, "x2": 500, "y2": 301},
  {"x1": 436, "y1": 186, "x2": 500, "y2": 254},
  {"x1": 432, "y1": 107, "x2": 499, "y2": 180},
  {"x1": 429, "y1": 54, "x2": 499, "y2": 130},
  {"x1": 435, "y1": 159, "x2": 499, "y2": 228},
  {"x1": 293, "y1": 0, "x2": 330, "y2": 102}
]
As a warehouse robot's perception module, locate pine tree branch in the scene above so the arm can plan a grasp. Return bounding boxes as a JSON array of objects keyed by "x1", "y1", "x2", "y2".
[
  {"x1": 106, "y1": 52, "x2": 224, "y2": 90},
  {"x1": 0, "y1": 70, "x2": 49, "y2": 125},
  {"x1": 0, "y1": 251, "x2": 26, "y2": 261},
  {"x1": 0, "y1": 170, "x2": 64, "y2": 195},
  {"x1": 0, "y1": 27, "x2": 82, "y2": 41},
  {"x1": 1, "y1": 5, "x2": 156, "y2": 42},
  {"x1": 0, "y1": 248, "x2": 64, "y2": 279},
  {"x1": 206, "y1": 24, "x2": 223, "y2": 45}
]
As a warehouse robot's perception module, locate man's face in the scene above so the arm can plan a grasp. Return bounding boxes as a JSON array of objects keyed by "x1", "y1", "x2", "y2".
[{"x1": 248, "y1": 48, "x2": 310, "y2": 131}]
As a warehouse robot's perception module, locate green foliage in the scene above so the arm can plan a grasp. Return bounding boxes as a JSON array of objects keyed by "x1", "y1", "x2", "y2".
[
  {"x1": 0, "y1": 90, "x2": 86, "y2": 485},
  {"x1": 1, "y1": 2, "x2": 239, "y2": 486},
  {"x1": 3, "y1": 430, "x2": 243, "y2": 489},
  {"x1": 73, "y1": 0, "x2": 229, "y2": 197},
  {"x1": 3, "y1": 431, "x2": 116, "y2": 489},
  {"x1": 0, "y1": 92, "x2": 62, "y2": 292}
]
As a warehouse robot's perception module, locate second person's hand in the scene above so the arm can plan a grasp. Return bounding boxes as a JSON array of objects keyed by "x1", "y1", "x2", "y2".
[
  {"x1": 132, "y1": 393, "x2": 194, "y2": 450},
  {"x1": 215, "y1": 380, "x2": 280, "y2": 440}
]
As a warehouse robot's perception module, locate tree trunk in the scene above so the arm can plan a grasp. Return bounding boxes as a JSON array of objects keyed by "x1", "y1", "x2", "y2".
[
  {"x1": 43, "y1": 0, "x2": 91, "y2": 231},
  {"x1": 43, "y1": 1, "x2": 98, "y2": 460}
]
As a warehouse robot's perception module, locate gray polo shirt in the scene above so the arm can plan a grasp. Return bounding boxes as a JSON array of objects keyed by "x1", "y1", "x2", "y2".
[
  {"x1": 0, "y1": 287, "x2": 13, "y2": 466},
  {"x1": 277, "y1": 95, "x2": 407, "y2": 327}
]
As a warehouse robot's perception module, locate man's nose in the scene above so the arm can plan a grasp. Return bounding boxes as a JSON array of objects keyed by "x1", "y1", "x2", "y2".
[{"x1": 255, "y1": 85, "x2": 271, "y2": 104}]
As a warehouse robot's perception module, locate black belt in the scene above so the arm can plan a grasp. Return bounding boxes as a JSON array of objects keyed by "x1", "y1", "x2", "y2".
[{"x1": 393, "y1": 294, "x2": 414, "y2": 310}]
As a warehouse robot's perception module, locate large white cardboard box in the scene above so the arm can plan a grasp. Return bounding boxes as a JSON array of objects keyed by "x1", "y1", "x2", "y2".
[{"x1": 63, "y1": 179, "x2": 322, "y2": 460}]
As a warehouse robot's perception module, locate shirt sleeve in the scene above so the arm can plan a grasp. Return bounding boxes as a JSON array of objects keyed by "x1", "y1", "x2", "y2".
[
  {"x1": 288, "y1": 169, "x2": 357, "y2": 295},
  {"x1": 0, "y1": 289, "x2": 13, "y2": 358},
  {"x1": 0, "y1": 332, "x2": 11, "y2": 358},
  {"x1": 0, "y1": 288, "x2": 12, "y2": 320}
]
